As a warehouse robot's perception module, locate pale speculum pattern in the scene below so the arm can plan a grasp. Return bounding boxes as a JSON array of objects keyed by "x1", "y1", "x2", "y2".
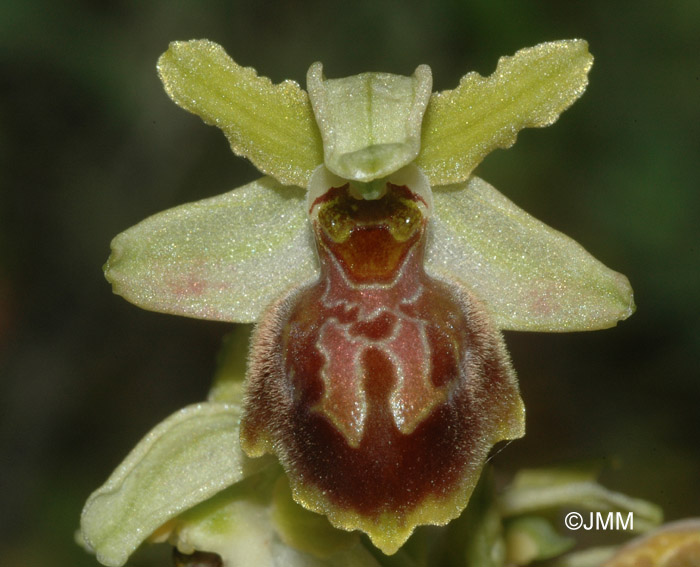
[
  {"x1": 314, "y1": 238, "x2": 447, "y2": 447},
  {"x1": 240, "y1": 182, "x2": 522, "y2": 525}
]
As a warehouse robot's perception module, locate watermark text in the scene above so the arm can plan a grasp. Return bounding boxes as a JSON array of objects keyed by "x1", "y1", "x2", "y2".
[{"x1": 564, "y1": 511, "x2": 634, "y2": 531}]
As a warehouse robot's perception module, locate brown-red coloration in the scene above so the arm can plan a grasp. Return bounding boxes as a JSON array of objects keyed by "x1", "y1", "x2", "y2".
[{"x1": 240, "y1": 182, "x2": 524, "y2": 551}]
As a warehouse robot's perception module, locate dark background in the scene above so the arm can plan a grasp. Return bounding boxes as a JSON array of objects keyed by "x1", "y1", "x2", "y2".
[{"x1": 1, "y1": 1, "x2": 698, "y2": 565}]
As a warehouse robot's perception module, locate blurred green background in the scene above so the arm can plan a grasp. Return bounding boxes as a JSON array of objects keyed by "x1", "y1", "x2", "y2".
[{"x1": 1, "y1": 1, "x2": 698, "y2": 565}]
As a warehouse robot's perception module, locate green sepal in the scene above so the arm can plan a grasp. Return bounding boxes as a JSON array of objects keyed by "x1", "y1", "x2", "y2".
[
  {"x1": 499, "y1": 467, "x2": 663, "y2": 533},
  {"x1": 307, "y1": 63, "x2": 432, "y2": 183},
  {"x1": 158, "y1": 40, "x2": 323, "y2": 187},
  {"x1": 416, "y1": 40, "x2": 593, "y2": 186},
  {"x1": 79, "y1": 403, "x2": 270, "y2": 567},
  {"x1": 426, "y1": 176, "x2": 635, "y2": 331},
  {"x1": 105, "y1": 177, "x2": 318, "y2": 324},
  {"x1": 504, "y1": 516, "x2": 574, "y2": 564}
]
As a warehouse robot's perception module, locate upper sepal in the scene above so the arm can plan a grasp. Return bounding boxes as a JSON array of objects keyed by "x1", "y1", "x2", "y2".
[{"x1": 307, "y1": 63, "x2": 432, "y2": 183}]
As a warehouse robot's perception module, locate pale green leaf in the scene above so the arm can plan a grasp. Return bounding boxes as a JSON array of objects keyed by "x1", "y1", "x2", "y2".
[
  {"x1": 105, "y1": 177, "x2": 319, "y2": 324},
  {"x1": 79, "y1": 403, "x2": 269, "y2": 567},
  {"x1": 426, "y1": 177, "x2": 635, "y2": 332},
  {"x1": 307, "y1": 63, "x2": 432, "y2": 182},
  {"x1": 158, "y1": 39, "x2": 323, "y2": 187},
  {"x1": 416, "y1": 40, "x2": 593, "y2": 186}
]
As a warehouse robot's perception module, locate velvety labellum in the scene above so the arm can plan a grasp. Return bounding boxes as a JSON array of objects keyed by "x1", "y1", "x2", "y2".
[{"x1": 240, "y1": 181, "x2": 525, "y2": 553}]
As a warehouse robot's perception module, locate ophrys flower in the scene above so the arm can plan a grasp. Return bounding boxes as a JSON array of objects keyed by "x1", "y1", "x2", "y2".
[{"x1": 81, "y1": 38, "x2": 634, "y2": 563}]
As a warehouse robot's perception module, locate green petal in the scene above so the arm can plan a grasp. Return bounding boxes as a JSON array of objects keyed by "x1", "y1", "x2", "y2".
[
  {"x1": 79, "y1": 403, "x2": 269, "y2": 567},
  {"x1": 105, "y1": 177, "x2": 319, "y2": 323},
  {"x1": 307, "y1": 63, "x2": 432, "y2": 183},
  {"x1": 158, "y1": 40, "x2": 323, "y2": 187},
  {"x1": 416, "y1": 40, "x2": 593, "y2": 186},
  {"x1": 426, "y1": 177, "x2": 635, "y2": 331}
]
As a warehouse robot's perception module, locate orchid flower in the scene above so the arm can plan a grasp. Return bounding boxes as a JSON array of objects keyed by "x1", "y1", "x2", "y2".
[{"x1": 80, "y1": 39, "x2": 634, "y2": 566}]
